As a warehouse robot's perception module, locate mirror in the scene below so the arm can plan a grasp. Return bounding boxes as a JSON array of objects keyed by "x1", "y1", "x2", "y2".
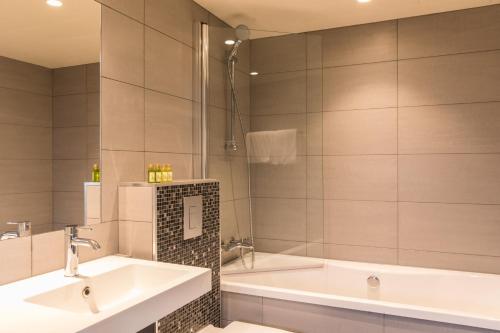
[{"x1": 0, "y1": 0, "x2": 101, "y2": 237}]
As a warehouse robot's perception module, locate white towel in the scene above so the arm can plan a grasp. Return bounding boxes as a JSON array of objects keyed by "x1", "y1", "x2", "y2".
[{"x1": 246, "y1": 129, "x2": 297, "y2": 165}]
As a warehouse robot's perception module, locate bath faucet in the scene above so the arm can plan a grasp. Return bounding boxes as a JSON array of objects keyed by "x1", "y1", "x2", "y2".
[
  {"x1": 64, "y1": 225, "x2": 101, "y2": 277},
  {"x1": 0, "y1": 221, "x2": 31, "y2": 240},
  {"x1": 222, "y1": 238, "x2": 255, "y2": 269}
]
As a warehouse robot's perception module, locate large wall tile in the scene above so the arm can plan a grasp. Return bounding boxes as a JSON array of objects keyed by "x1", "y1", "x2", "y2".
[
  {"x1": 307, "y1": 199, "x2": 323, "y2": 243},
  {"x1": 222, "y1": 292, "x2": 263, "y2": 324},
  {"x1": 254, "y1": 238, "x2": 307, "y2": 256},
  {"x1": 79, "y1": 221, "x2": 119, "y2": 263},
  {"x1": 209, "y1": 58, "x2": 227, "y2": 109},
  {"x1": 398, "y1": 249, "x2": 500, "y2": 275},
  {"x1": 145, "y1": 0, "x2": 193, "y2": 46},
  {"x1": 322, "y1": 20, "x2": 397, "y2": 67},
  {"x1": 118, "y1": 220, "x2": 153, "y2": 260},
  {"x1": 251, "y1": 157, "x2": 306, "y2": 198},
  {"x1": 98, "y1": 0, "x2": 145, "y2": 22},
  {"x1": 399, "y1": 103, "x2": 500, "y2": 154},
  {"x1": 87, "y1": 92, "x2": 100, "y2": 126},
  {"x1": 307, "y1": 112, "x2": 322, "y2": 155},
  {"x1": 145, "y1": 27, "x2": 192, "y2": 99},
  {"x1": 0, "y1": 56, "x2": 52, "y2": 95},
  {"x1": 324, "y1": 243, "x2": 397, "y2": 264},
  {"x1": 251, "y1": 71, "x2": 306, "y2": 115},
  {"x1": 0, "y1": 193, "x2": 52, "y2": 232},
  {"x1": 0, "y1": 88, "x2": 52, "y2": 127},
  {"x1": 53, "y1": 94, "x2": 87, "y2": 127},
  {"x1": 307, "y1": 69, "x2": 322, "y2": 113},
  {"x1": 323, "y1": 155, "x2": 397, "y2": 201},
  {"x1": 250, "y1": 34, "x2": 306, "y2": 74},
  {"x1": 398, "y1": 5, "x2": 500, "y2": 59},
  {"x1": 53, "y1": 191, "x2": 84, "y2": 225},
  {"x1": 208, "y1": 155, "x2": 233, "y2": 202},
  {"x1": 399, "y1": 202, "x2": 500, "y2": 256},
  {"x1": 53, "y1": 127, "x2": 87, "y2": 159},
  {"x1": 0, "y1": 160, "x2": 52, "y2": 194},
  {"x1": 398, "y1": 51, "x2": 500, "y2": 107},
  {"x1": 307, "y1": 156, "x2": 323, "y2": 199},
  {"x1": 262, "y1": 297, "x2": 384, "y2": 333},
  {"x1": 145, "y1": 90, "x2": 192, "y2": 154},
  {"x1": 231, "y1": 156, "x2": 249, "y2": 200},
  {"x1": 0, "y1": 124, "x2": 51, "y2": 159},
  {"x1": 324, "y1": 200, "x2": 397, "y2": 248},
  {"x1": 101, "y1": 7, "x2": 144, "y2": 86},
  {"x1": 32, "y1": 230, "x2": 64, "y2": 276},
  {"x1": 53, "y1": 160, "x2": 87, "y2": 191},
  {"x1": 208, "y1": 14, "x2": 234, "y2": 63},
  {"x1": 0, "y1": 237, "x2": 31, "y2": 285},
  {"x1": 86, "y1": 63, "x2": 100, "y2": 93},
  {"x1": 323, "y1": 61, "x2": 397, "y2": 111},
  {"x1": 253, "y1": 198, "x2": 306, "y2": 242},
  {"x1": 306, "y1": 33, "x2": 322, "y2": 69},
  {"x1": 323, "y1": 108, "x2": 397, "y2": 155},
  {"x1": 53, "y1": 65, "x2": 86, "y2": 96},
  {"x1": 101, "y1": 78, "x2": 144, "y2": 151},
  {"x1": 398, "y1": 154, "x2": 500, "y2": 204}
]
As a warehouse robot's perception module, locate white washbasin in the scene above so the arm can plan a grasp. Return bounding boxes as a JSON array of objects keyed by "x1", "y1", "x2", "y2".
[{"x1": 0, "y1": 256, "x2": 212, "y2": 333}]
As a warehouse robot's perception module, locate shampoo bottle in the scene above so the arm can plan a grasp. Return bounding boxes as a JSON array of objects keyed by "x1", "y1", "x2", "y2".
[
  {"x1": 166, "y1": 164, "x2": 173, "y2": 182},
  {"x1": 148, "y1": 164, "x2": 155, "y2": 183},
  {"x1": 92, "y1": 164, "x2": 100, "y2": 182},
  {"x1": 155, "y1": 164, "x2": 162, "y2": 183}
]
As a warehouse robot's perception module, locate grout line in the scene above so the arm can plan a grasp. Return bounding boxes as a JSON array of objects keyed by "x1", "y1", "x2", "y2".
[{"x1": 396, "y1": 19, "x2": 400, "y2": 264}]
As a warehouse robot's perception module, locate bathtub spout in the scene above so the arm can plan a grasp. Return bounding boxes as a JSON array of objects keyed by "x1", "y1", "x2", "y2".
[{"x1": 222, "y1": 238, "x2": 255, "y2": 269}]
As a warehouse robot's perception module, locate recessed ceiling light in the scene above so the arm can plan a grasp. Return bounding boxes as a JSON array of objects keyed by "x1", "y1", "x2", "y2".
[
  {"x1": 46, "y1": 0, "x2": 63, "y2": 7},
  {"x1": 357, "y1": 0, "x2": 371, "y2": 3},
  {"x1": 225, "y1": 40, "x2": 236, "y2": 45},
  {"x1": 250, "y1": 72, "x2": 259, "y2": 76}
]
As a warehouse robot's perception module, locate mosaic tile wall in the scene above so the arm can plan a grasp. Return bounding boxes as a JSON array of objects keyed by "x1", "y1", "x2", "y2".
[{"x1": 155, "y1": 182, "x2": 220, "y2": 333}]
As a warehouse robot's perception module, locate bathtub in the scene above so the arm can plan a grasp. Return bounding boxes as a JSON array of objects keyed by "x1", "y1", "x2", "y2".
[{"x1": 221, "y1": 253, "x2": 500, "y2": 332}]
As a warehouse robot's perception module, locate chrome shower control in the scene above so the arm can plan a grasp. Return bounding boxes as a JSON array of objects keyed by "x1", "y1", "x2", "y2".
[{"x1": 367, "y1": 275, "x2": 380, "y2": 288}]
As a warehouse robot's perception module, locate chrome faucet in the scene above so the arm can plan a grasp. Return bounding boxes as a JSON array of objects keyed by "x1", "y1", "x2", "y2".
[
  {"x1": 222, "y1": 237, "x2": 255, "y2": 269},
  {"x1": 64, "y1": 225, "x2": 101, "y2": 277},
  {"x1": 0, "y1": 221, "x2": 31, "y2": 240}
]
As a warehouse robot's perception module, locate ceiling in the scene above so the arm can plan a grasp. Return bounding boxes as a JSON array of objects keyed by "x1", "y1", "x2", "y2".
[
  {"x1": 194, "y1": 0, "x2": 500, "y2": 39},
  {"x1": 0, "y1": 0, "x2": 100, "y2": 69}
]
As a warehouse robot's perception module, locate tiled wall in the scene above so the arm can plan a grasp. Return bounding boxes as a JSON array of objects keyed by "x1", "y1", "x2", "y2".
[
  {"x1": 221, "y1": 292, "x2": 496, "y2": 333},
  {"x1": 53, "y1": 63, "x2": 100, "y2": 228},
  {"x1": 0, "y1": 56, "x2": 53, "y2": 235},
  {"x1": 249, "y1": 5, "x2": 500, "y2": 274}
]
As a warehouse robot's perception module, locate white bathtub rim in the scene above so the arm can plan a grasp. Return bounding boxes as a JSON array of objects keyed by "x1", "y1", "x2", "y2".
[{"x1": 221, "y1": 281, "x2": 500, "y2": 331}]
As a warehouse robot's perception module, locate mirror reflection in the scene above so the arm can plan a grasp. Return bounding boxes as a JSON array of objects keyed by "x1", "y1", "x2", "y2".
[{"x1": 0, "y1": 0, "x2": 101, "y2": 237}]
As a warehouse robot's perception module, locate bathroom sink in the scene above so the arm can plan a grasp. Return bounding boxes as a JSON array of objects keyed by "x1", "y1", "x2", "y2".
[{"x1": 0, "y1": 256, "x2": 212, "y2": 333}]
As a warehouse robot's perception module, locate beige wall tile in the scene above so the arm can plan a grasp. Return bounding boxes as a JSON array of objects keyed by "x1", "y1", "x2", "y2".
[
  {"x1": 398, "y1": 154, "x2": 500, "y2": 204},
  {"x1": 101, "y1": 7, "x2": 144, "y2": 86},
  {"x1": 251, "y1": 71, "x2": 306, "y2": 115},
  {"x1": 250, "y1": 34, "x2": 306, "y2": 74},
  {"x1": 79, "y1": 221, "x2": 119, "y2": 263},
  {"x1": 254, "y1": 238, "x2": 307, "y2": 256},
  {"x1": 307, "y1": 199, "x2": 323, "y2": 243},
  {"x1": 0, "y1": 192, "x2": 52, "y2": 232},
  {"x1": 323, "y1": 108, "x2": 397, "y2": 155},
  {"x1": 251, "y1": 156, "x2": 306, "y2": 198},
  {"x1": 101, "y1": 78, "x2": 144, "y2": 151},
  {"x1": 231, "y1": 156, "x2": 249, "y2": 200},
  {"x1": 220, "y1": 200, "x2": 237, "y2": 243},
  {"x1": 207, "y1": 106, "x2": 226, "y2": 156},
  {"x1": 222, "y1": 292, "x2": 263, "y2": 324},
  {"x1": 307, "y1": 156, "x2": 323, "y2": 199},
  {"x1": 399, "y1": 202, "x2": 500, "y2": 256},
  {"x1": 0, "y1": 160, "x2": 52, "y2": 194},
  {"x1": 0, "y1": 56, "x2": 52, "y2": 95},
  {"x1": 87, "y1": 92, "x2": 100, "y2": 126},
  {"x1": 322, "y1": 20, "x2": 397, "y2": 67},
  {"x1": 118, "y1": 220, "x2": 153, "y2": 260},
  {"x1": 53, "y1": 191, "x2": 84, "y2": 225},
  {"x1": 32, "y1": 230, "x2": 64, "y2": 276},
  {"x1": 98, "y1": 0, "x2": 144, "y2": 22},
  {"x1": 234, "y1": 198, "x2": 251, "y2": 239},
  {"x1": 323, "y1": 61, "x2": 397, "y2": 111},
  {"x1": 145, "y1": 27, "x2": 192, "y2": 99},
  {"x1": 324, "y1": 200, "x2": 397, "y2": 248},
  {"x1": 145, "y1": 90, "x2": 192, "y2": 154},
  {"x1": 87, "y1": 126, "x2": 100, "y2": 160},
  {"x1": 53, "y1": 160, "x2": 87, "y2": 192},
  {"x1": 53, "y1": 94, "x2": 87, "y2": 127},
  {"x1": 398, "y1": 5, "x2": 500, "y2": 59},
  {"x1": 253, "y1": 198, "x2": 306, "y2": 241},
  {"x1": 398, "y1": 51, "x2": 500, "y2": 107},
  {"x1": 208, "y1": 14, "x2": 234, "y2": 63},
  {"x1": 145, "y1": 0, "x2": 193, "y2": 46},
  {"x1": 399, "y1": 103, "x2": 500, "y2": 154},
  {"x1": 306, "y1": 242, "x2": 324, "y2": 258},
  {"x1": 307, "y1": 69, "x2": 322, "y2": 113},
  {"x1": 235, "y1": 70, "x2": 250, "y2": 115},
  {"x1": 53, "y1": 65, "x2": 86, "y2": 96},
  {"x1": 144, "y1": 152, "x2": 193, "y2": 180},
  {"x1": 209, "y1": 58, "x2": 227, "y2": 109},
  {"x1": 208, "y1": 155, "x2": 233, "y2": 202},
  {"x1": 307, "y1": 112, "x2": 322, "y2": 155},
  {"x1": 0, "y1": 88, "x2": 52, "y2": 127},
  {"x1": 398, "y1": 249, "x2": 500, "y2": 275},
  {"x1": 0, "y1": 237, "x2": 31, "y2": 285},
  {"x1": 262, "y1": 298, "x2": 384, "y2": 333},
  {"x1": 323, "y1": 155, "x2": 397, "y2": 201},
  {"x1": 102, "y1": 150, "x2": 145, "y2": 222},
  {"x1": 306, "y1": 33, "x2": 322, "y2": 69},
  {"x1": 119, "y1": 186, "x2": 153, "y2": 222},
  {"x1": 86, "y1": 63, "x2": 100, "y2": 93},
  {"x1": 251, "y1": 113, "x2": 306, "y2": 155},
  {"x1": 53, "y1": 127, "x2": 87, "y2": 159},
  {"x1": 324, "y1": 243, "x2": 397, "y2": 264},
  {"x1": 0, "y1": 124, "x2": 51, "y2": 159}
]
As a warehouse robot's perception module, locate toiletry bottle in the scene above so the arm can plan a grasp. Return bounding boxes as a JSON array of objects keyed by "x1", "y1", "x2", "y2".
[
  {"x1": 155, "y1": 164, "x2": 162, "y2": 183},
  {"x1": 92, "y1": 164, "x2": 100, "y2": 182},
  {"x1": 148, "y1": 164, "x2": 156, "y2": 183},
  {"x1": 161, "y1": 165, "x2": 168, "y2": 183},
  {"x1": 166, "y1": 164, "x2": 173, "y2": 182}
]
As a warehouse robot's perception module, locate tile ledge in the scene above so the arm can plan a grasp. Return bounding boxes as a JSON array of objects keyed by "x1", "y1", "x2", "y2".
[{"x1": 119, "y1": 179, "x2": 219, "y2": 187}]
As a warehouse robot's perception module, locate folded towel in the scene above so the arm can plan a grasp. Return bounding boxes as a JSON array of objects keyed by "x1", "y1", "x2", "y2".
[{"x1": 246, "y1": 129, "x2": 297, "y2": 165}]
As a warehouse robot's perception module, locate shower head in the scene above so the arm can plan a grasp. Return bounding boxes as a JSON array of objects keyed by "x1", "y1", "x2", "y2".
[{"x1": 228, "y1": 25, "x2": 250, "y2": 62}]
